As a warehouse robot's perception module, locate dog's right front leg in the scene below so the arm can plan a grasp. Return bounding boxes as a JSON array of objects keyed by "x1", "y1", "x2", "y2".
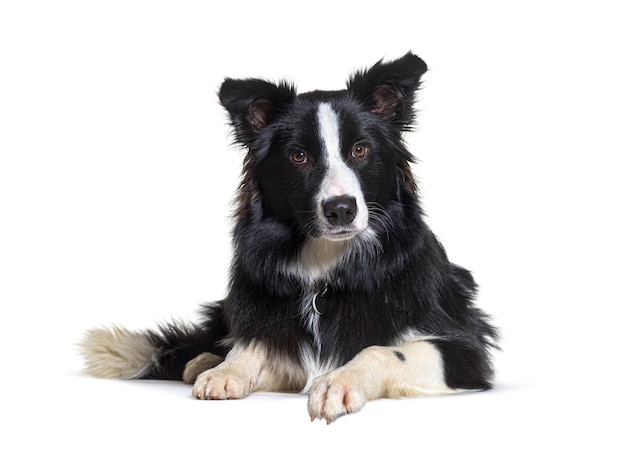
[{"x1": 192, "y1": 342, "x2": 266, "y2": 400}]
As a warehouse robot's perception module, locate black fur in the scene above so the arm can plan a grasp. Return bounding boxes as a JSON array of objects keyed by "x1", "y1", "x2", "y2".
[{"x1": 140, "y1": 52, "x2": 498, "y2": 391}]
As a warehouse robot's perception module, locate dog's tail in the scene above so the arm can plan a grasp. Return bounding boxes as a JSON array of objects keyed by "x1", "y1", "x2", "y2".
[{"x1": 79, "y1": 303, "x2": 228, "y2": 382}]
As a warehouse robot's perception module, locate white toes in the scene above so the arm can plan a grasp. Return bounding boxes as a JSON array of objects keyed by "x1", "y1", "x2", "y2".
[
  {"x1": 307, "y1": 371, "x2": 367, "y2": 424},
  {"x1": 192, "y1": 369, "x2": 254, "y2": 400}
]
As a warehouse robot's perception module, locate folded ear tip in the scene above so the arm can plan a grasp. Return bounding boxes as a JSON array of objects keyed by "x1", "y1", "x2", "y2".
[
  {"x1": 404, "y1": 51, "x2": 427, "y2": 66},
  {"x1": 408, "y1": 53, "x2": 428, "y2": 75},
  {"x1": 388, "y1": 52, "x2": 428, "y2": 78},
  {"x1": 218, "y1": 78, "x2": 239, "y2": 105},
  {"x1": 347, "y1": 52, "x2": 428, "y2": 122},
  {"x1": 218, "y1": 78, "x2": 296, "y2": 145}
]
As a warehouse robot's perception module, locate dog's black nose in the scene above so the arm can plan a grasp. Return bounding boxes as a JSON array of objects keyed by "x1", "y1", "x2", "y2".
[{"x1": 322, "y1": 195, "x2": 357, "y2": 226}]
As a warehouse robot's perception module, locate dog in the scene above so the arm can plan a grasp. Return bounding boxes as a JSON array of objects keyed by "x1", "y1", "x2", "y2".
[{"x1": 81, "y1": 52, "x2": 498, "y2": 423}]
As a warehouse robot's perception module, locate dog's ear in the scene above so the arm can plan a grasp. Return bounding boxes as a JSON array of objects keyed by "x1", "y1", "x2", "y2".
[
  {"x1": 348, "y1": 52, "x2": 427, "y2": 129},
  {"x1": 219, "y1": 78, "x2": 296, "y2": 145}
]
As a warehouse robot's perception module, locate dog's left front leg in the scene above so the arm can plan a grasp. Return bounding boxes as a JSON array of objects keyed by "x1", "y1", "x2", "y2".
[
  {"x1": 307, "y1": 340, "x2": 453, "y2": 423},
  {"x1": 192, "y1": 342, "x2": 266, "y2": 400}
]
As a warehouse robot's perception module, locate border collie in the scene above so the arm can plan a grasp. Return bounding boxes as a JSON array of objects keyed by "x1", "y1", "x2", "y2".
[{"x1": 81, "y1": 52, "x2": 498, "y2": 423}]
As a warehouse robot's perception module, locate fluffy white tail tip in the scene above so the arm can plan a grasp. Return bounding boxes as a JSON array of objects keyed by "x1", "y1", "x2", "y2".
[{"x1": 79, "y1": 325, "x2": 156, "y2": 379}]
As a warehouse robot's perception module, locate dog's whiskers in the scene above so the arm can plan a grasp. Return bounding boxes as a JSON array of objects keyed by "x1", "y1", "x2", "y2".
[{"x1": 367, "y1": 202, "x2": 393, "y2": 241}]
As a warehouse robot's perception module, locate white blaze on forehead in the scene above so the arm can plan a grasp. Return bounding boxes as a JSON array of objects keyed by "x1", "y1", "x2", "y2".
[
  {"x1": 317, "y1": 103, "x2": 341, "y2": 166},
  {"x1": 316, "y1": 103, "x2": 368, "y2": 230}
]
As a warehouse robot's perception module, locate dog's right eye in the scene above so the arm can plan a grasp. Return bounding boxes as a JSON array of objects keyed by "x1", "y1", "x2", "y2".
[{"x1": 290, "y1": 150, "x2": 308, "y2": 166}]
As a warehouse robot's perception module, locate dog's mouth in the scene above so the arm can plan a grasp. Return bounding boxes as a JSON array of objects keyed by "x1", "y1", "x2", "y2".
[{"x1": 319, "y1": 226, "x2": 366, "y2": 241}]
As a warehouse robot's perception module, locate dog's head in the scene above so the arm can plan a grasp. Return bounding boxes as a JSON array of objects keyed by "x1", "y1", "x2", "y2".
[{"x1": 220, "y1": 53, "x2": 427, "y2": 243}]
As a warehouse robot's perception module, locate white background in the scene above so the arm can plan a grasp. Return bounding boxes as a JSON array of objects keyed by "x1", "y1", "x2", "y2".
[{"x1": 1, "y1": 1, "x2": 625, "y2": 454}]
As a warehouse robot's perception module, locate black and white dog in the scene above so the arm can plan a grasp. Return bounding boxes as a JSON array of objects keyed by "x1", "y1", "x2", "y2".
[{"x1": 81, "y1": 52, "x2": 498, "y2": 423}]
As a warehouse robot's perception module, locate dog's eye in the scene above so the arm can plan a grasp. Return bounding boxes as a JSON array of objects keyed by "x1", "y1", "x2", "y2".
[
  {"x1": 290, "y1": 150, "x2": 308, "y2": 165},
  {"x1": 352, "y1": 144, "x2": 369, "y2": 158}
]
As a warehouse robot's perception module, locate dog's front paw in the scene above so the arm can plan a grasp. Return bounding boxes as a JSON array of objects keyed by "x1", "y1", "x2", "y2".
[
  {"x1": 307, "y1": 369, "x2": 369, "y2": 424},
  {"x1": 183, "y1": 352, "x2": 224, "y2": 384},
  {"x1": 192, "y1": 367, "x2": 254, "y2": 400}
]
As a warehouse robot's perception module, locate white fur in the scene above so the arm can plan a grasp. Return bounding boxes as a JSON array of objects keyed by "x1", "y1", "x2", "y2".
[
  {"x1": 192, "y1": 342, "x2": 266, "y2": 399},
  {"x1": 296, "y1": 236, "x2": 351, "y2": 283},
  {"x1": 182, "y1": 352, "x2": 224, "y2": 384},
  {"x1": 191, "y1": 341, "x2": 307, "y2": 398},
  {"x1": 299, "y1": 344, "x2": 340, "y2": 394},
  {"x1": 307, "y1": 340, "x2": 456, "y2": 423},
  {"x1": 79, "y1": 325, "x2": 156, "y2": 379},
  {"x1": 298, "y1": 290, "x2": 341, "y2": 393},
  {"x1": 284, "y1": 226, "x2": 382, "y2": 286},
  {"x1": 392, "y1": 328, "x2": 442, "y2": 345}
]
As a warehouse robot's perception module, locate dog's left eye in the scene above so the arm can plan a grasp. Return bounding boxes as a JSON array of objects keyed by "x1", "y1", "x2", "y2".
[
  {"x1": 290, "y1": 150, "x2": 308, "y2": 165},
  {"x1": 351, "y1": 144, "x2": 369, "y2": 158}
]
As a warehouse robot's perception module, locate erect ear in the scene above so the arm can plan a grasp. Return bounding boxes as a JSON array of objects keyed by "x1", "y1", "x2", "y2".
[
  {"x1": 347, "y1": 52, "x2": 427, "y2": 129},
  {"x1": 219, "y1": 78, "x2": 296, "y2": 146}
]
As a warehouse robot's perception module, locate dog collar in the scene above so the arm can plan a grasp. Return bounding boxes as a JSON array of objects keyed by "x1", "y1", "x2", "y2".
[{"x1": 312, "y1": 283, "x2": 329, "y2": 315}]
